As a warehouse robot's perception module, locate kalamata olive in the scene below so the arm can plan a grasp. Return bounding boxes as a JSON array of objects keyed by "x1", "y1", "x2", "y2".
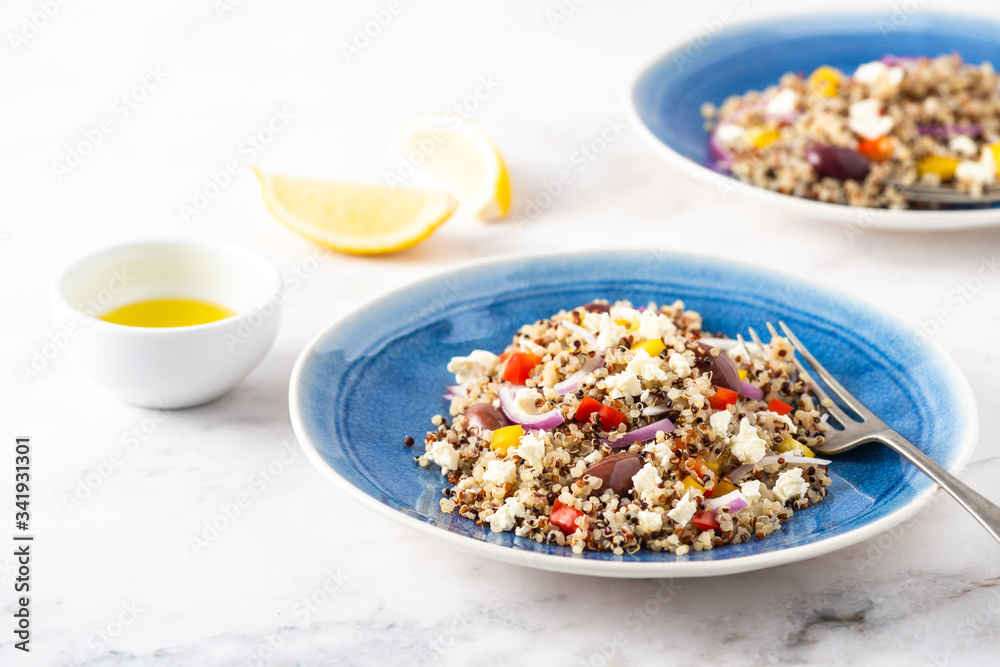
[
  {"x1": 804, "y1": 145, "x2": 871, "y2": 182},
  {"x1": 693, "y1": 343, "x2": 741, "y2": 393},
  {"x1": 583, "y1": 301, "x2": 611, "y2": 313},
  {"x1": 464, "y1": 403, "x2": 509, "y2": 433},
  {"x1": 582, "y1": 452, "x2": 644, "y2": 497}
]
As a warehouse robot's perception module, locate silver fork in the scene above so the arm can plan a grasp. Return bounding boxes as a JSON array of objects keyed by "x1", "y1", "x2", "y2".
[
  {"x1": 741, "y1": 321, "x2": 1000, "y2": 544},
  {"x1": 889, "y1": 181, "x2": 1000, "y2": 205}
]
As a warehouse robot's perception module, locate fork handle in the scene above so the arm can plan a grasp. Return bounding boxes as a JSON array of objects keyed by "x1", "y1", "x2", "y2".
[{"x1": 876, "y1": 430, "x2": 1000, "y2": 544}]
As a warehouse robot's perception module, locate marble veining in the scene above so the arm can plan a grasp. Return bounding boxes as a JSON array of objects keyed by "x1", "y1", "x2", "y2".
[{"x1": 3, "y1": 0, "x2": 1000, "y2": 665}]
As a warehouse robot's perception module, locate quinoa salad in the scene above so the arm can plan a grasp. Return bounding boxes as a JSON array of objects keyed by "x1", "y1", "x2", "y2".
[
  {"x1": 702, "y1": 54, "x2": 1000, "y2": 209},
  {"x1": 413, "y1": 300, "x2": 832, "y2": 556}
]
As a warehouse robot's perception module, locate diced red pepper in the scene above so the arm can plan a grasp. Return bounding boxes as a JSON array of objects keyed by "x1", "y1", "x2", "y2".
[
  {"x1": 498, "y1": 351, "x2": 513, "y2": 362},
  {"x1": 575, "y1": 396, "x2": 626, "y2": 431},
  {"x1": 692, "y1": 510, "x2": 720, "y2": 531},
  {"x1": 575, "y1": 396, "x2": 602, "y2": 424},
  {"x1": 597, "y1": 404, "x2": 627, "y2": 430},
  {"x1": 550, "y1": 500, "x2": 585, "y2": 535},
  {"x1": 692, "y1": 453, "x2": 709, "y2": 479},
  {"x1": 708, "y1": 387, "x2": 738, "y2": 411},
  {"x1": 768, "y1": 398, "x2": 794, "y2": 416},
  {"x1": 502, "y1": 352, "x2": 542, "y2": 384},
  {"x1": 857, "y1": 136, "x2": 894, "y2": 162}
]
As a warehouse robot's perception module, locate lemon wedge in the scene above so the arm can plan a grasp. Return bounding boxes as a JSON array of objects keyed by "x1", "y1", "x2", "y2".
[
  {"x1": 392, "y1": 113, "x2": 511, "y2": 221},
  {"x1": 254, "y1": 169, "x2": 457, "y2": 255}
]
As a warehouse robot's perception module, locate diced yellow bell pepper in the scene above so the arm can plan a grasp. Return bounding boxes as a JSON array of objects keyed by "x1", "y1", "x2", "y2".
[
  {"x1": 808, "y1": 66, "x2": 841, "y2": 97},
  {"x1": 738, "y1": 369, "x2": 747, "y2": 381},
  {"x1": 745, "y1": 127, "x2": 780, "y2": 149},
  {"x1": 712, "y1": 480, "x2": 739, "y2": 498},
  {"x1": 682, "y1": 476, "x2": 705, "y2": 493},
  {"x1": 630, "y1": 338, "x2": 666, "y2": 357},
  {"x1": 776, "y1": 436, "x2": 815, "y2": 458},
  {"x1": 991, "y1": 143, "x2": 1000, "y2": 177},
  {"x1": 702, "y1": 458, "x2": 722, "y2": 475},
  {"x1": 491, "y1": 424, "x2": 524, "y2": 454},
  {"x1": 917, "y1": 156, "x2": 960, "y2": 182},
  {"x1": 615, "y1": 318, "x2": 639, "y2": 332}
]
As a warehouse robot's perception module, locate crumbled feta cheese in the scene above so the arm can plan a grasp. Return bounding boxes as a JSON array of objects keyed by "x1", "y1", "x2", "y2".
[
  {"x1": 644, "y1": 441, "x2": 672, "y2": 468},
  {"x1": 626, "y1": 349, "x2": 667, "y2": 382},
  {"x1": 773, "y1": 468, "x2": 810, "y2": 503},
  {"x1": 605, "y1": 371, "x2": 642, "y2": 398},
  {"x1": 514, "y1": 388, "x2": 543, "y2": 416},
  {"x1": 740, "y1": 480, "x2": 762, "y2": 503},
  {"x1": 483, "y1": 460, "x2": 517, "y2": 487},
  {"x1": 853, "y1": 61, "x2": 904, "y2": 90},
  {"x1": 715, "y1": 123, "x2": 745, "y2": 147},
  {"x1": 848, "y1": 99, "x2": 894, "y2": 140},
  {"x1": 632, "y1": 463, "x2": 662, "y2": 501},
  {"x1": 446, "y1": 349, "x2": 499, "y2": 385},
  {"x1": 585, "y1": 311, "x2": 631, "y2": 349},
  {"x1": 486, "y1": 498, "x2": 525, "y2": 532},
  {"x1": 609, "y1": 305, "x2": 641, "y2": 330},
  {"x1": 667, "y1": 352, "x2": 692, "y2": 378},
  {"x1": 956, "y1": 147, "x2": 997, "y2": 186},
  {"x1": 949, "y1": 135, "x2": 978, "y2": 157},
  {"x1": 635, "y1": 309, "x2": 676, "y2": 342},
  {"x1": 596, "y1": 319, "x2": 629, "y2": 349},
  {"x1": 582, "y1": 310, "x2": 609, "y2": 333},
  {"x1": 765, "y1": 89, "x2": 798, "y2": 116},
  {"x1": 513, "y1": 431, "x2": 546, "y2": 468},
  {"x1": 596, "y1": 328, "x2": 617, "y2": 350},
  {"x1": 854, "y1": 61, "x2": 888, "y2": 84},
  {"x1": 428, "y1": 440, "x2": 459, "y2": 472},
  {"x1": 667, "y1": 491, "x2": 698, "y2": 527},
  {"x1": 583, "y1": 450, "x2": 602, "y2": 464},
  {"x1": 710, "y1": 410, "x2": 732, "y2": 438},
  {"x1": 637, "y1": 510, "x2": 663, "y2": 533},
  {"x1": 730, "y1": 417, "x2": 767, "y2": 465}
]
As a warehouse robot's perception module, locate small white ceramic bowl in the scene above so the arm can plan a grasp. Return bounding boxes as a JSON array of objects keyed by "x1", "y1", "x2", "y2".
[{"x1": 51, "y1": 239, "x2": 283, "y2": 408}]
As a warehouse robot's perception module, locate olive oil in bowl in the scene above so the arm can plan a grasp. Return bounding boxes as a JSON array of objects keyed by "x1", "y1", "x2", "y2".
[{"x1": 99, "y1": 298, "x2": 235, "y2": 328}]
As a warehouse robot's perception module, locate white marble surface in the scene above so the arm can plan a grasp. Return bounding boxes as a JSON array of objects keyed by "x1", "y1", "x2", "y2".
[{"x1": 3, "y1": 0, "x2": 1000, "y2": 665}]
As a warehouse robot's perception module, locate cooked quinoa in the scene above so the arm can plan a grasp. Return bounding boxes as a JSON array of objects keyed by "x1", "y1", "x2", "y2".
[
  {"x1": 414, "y1": 300, "x2": 832, "y2": 556},
  {"x1": 702, "y1": 54, "x2": 1000, "y2": 209}
]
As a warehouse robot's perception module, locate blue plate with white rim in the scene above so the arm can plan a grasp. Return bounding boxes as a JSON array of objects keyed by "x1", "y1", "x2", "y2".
[
  {"x1": 289, "y1": 251, "x2": 977, "y2": 577},
  {"x1": 629, "y1": 11, "x2": 1000, "y2": 232}
]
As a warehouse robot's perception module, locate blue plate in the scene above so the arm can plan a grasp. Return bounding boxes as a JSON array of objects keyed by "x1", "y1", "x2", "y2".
[
  {"x1": 630, "y1": 12, "x2": 1000, "y2": 231},
  {"x1": 290, "y1": 252, "x2": 977, "y2": 577}
]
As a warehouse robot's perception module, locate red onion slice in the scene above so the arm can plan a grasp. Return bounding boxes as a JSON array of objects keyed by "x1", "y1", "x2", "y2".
[
  {"x1": 739, "y1": 381, "x2": 764, "y2": 400},
  {"x1": 706, "y1": 490, "x2": 750, "y2": 514},
  {"x1": 641, "y1": 403, "x2": 671, "y2": 417},
  {"x1": 559, "y1": 320, "x2": 597, "y2": 347},
  {"x1": 765, "y1": 111, "x2": 802, "y2": 124},
  {"x1": 724, "y1": 454, "x2": 832, "y2": 482},
  {"x1": 497, "y1": 384, "x2": 565, "y2": 430},
  {"x1": 554, "y1": 354, "x2": 605, "y2": 395},
  {"x1": 601, "y1": 416, "x2": 675, "y2": 449},
  {"x1": 881, "y1": 55, "x2": 920, "y2": 68},
  {"x1": 708, "y1": 125, "x2": 735, "y2": 171},
  {"x1": 917, "y1": 125, "x2": 982, "y2": 136},
  {"x1": 696, "y1": 336, "x2": 739, "y2": 350}
]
